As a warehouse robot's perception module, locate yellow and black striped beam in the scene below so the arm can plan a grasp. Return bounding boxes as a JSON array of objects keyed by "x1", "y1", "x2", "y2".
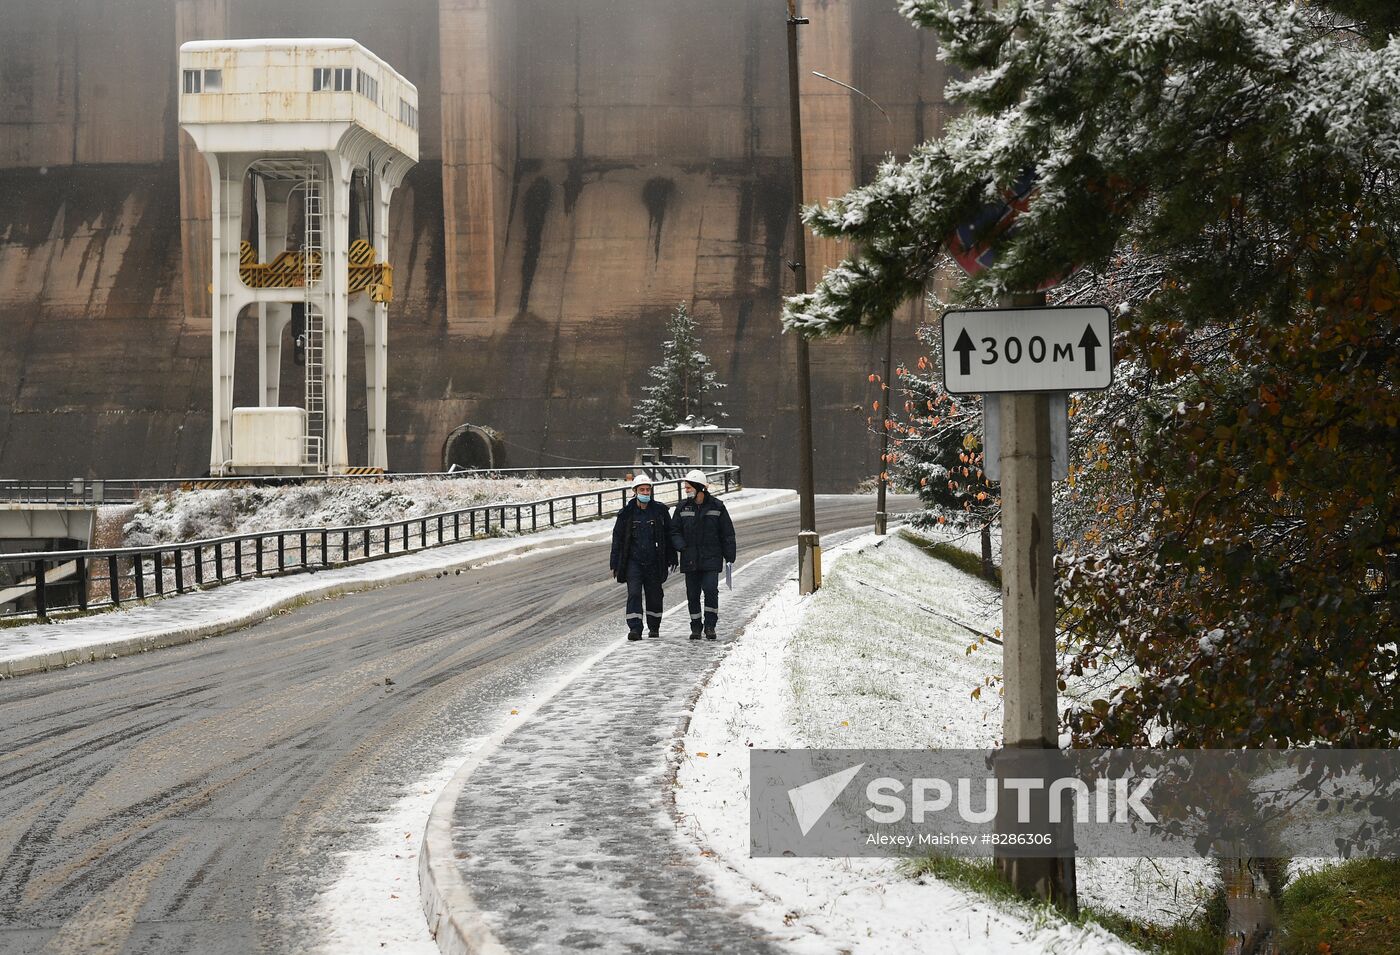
[{"x1": 240, "y1": 242, "x2": 389, "y2": 298}]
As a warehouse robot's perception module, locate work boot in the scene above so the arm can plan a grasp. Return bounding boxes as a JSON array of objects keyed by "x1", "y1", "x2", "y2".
[
  {"x1": 627, "y1": 630, "x2": 643, "y2": 641},
  {"x1": 704, "y1": 628, "x2": 717, "y2": 641},
  {"x1": 648, "y1": 628, "x2": 661, "y2": 639},
  {"x1": 690, "y1": 627, "x2": 703, "y2": 640}
]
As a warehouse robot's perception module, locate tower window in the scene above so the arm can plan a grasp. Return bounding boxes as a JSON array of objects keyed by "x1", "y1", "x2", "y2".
[
  {"x1": 313, "y1": 67, "x2": 352, "y2": 92},
  {"x1": 182, "y1": 69, "x2": 201, "y2": 94},
  {"x1": 202, "y1": 69, "x2": 222, "y2": 91},
  {"x1": 398, "y1": 99, "x2": 418, "y2": 130},
  {"x1": 356, "y1": 69, "x2": 378, "y2": 104}
]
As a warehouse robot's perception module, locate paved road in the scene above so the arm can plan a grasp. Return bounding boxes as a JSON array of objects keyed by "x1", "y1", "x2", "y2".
[{"x1": 0, "y1": 495, "x2": 911, "y2": 954}]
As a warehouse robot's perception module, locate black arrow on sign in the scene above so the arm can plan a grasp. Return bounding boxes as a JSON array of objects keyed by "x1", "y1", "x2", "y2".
[
  {"x1": 1079, "y1": 323, "x2": 1102, "y2": 373},
  {"x1": 953, "y1": 328, "x2": 975, "y2": 376}
]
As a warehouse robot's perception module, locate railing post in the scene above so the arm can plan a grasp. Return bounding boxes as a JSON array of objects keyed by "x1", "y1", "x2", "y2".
[
  {"x1": 363, "y1": 527, "x2": 371, "y2": 559},
  {"x1": 173, "y1": 550, "x2": 184, "y2": 593},
  {"x1": 438, "y1": 515, "x2": 445, "y2": 544},
  {"x1": 109, "y1": 555, "x2": 121, "y2": 606},
  {"x1": 216, "y1": 543, "x2": 225, "y2": 581},
  {"x1": 278, "y1": 534, "x2": 286, "y2": 571},
  {"x1": 515, "y1": 507, "x2": 522, "y2": 533},
  {"x1": 532, "y1": 504, "x2": 537, "y2": 531},
  {"x1": 598, "y1": 492, "x2": 603, "y2": 518},
  {"x1": 154, "y1": 551, "x2": 164, "y2": 595},
  {"x1": 33, "y1": 560, "x2": 47, "y2": 619},
  {"x1": 572, "y1": 497, "x2": 578, "y2": 523},
  {"x1": 300, "y1": 531, "x2": 308, "y2": 566},
  {"x1": 76, "y1": 555, "x2": 89, "y2": 610},
  {"x1": 195, "y1": 545, "x2": 205, "y2": 585},
  {"x1": 476, "y1": 510, "x2": 482, "y2": 536},
  {"x1": 454, "y1": 512, "x2": 461, "y2": 541},
  {"x1": 342, "y1": 530, "x2": 350, "y2": 561},
  {"x1": 402, "y1": 522, "x2": 409, "y2": 551},
  {"x1": 549, "y1": 500, "x2": 555, "y2": 526},
  {"x1": 234, "y1": 539, "x2": 243, "y2": 578},
  {"x1": 134, "y1": 554, "x2": 145, "y2": 600},
  {"x1": 321, "y1": 530, "x2": 329, "y2": 565},
  {"x1": 255, "y1": 538, "x2": 263, "y2": 576}
]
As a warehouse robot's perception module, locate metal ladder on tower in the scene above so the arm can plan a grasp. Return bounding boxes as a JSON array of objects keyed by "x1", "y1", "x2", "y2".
[{"x1": 302, "y1": 165, "x2": 326, "y2": 471}]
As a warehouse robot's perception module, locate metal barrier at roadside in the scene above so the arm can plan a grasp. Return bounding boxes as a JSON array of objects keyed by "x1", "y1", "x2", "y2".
[{"x1": 0, "y1": 467, "x2": 740, "y2": 620}]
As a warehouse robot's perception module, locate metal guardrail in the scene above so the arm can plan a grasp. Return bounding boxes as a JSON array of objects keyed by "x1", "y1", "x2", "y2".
[
  {"x1": 0, "y1": 467, "x2": 740, "y2": 620},
  {"x1": 0, "y1": 464, "x2": 728, "y2": 505}
]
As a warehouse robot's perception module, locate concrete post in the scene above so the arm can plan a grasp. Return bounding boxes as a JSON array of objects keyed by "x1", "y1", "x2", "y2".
[
  {"x1": 369, "y1": 172, "x2": 394, "y2": 470},
  {"x1": 994, "y1": 292, "x2": 1076, "y2": 911},
  {"x1": 328, "y1": 154, "x2": 353, "y2": 473}
]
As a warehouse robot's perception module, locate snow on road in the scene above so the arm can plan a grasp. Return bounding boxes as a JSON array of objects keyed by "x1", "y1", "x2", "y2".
[
  {"x1": 311, "y1": 756, "x2": 462, "y2": 954},
  {"x1": 675, "y1": 530, "x2": 1214, "y2": 954}
]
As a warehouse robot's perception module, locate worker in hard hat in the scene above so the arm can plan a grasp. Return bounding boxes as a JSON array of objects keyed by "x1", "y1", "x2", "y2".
[
  {"x1": 669, "y1": 469, "x2": 736, "y2": 640},
  {"x1": 609, "y1": 472, "x2": 677, "y2": 641}
]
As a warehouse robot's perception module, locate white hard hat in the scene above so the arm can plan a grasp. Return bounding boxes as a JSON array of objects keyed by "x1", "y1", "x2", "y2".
[
  {"x1": 631, "y1": 472, "x2": 654, "y2": 489},
  {"x1": 683, "y1": 469, "x2": 709, "y2": 488}
]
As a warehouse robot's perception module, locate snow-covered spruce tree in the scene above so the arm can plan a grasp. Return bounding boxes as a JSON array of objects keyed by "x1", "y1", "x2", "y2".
[
  {"x1": 784, "y1": 0, "x2": 1400, "y2": 749},
  {"x1": 622, "y1": 302, "x2": 727, "y2": 447}
]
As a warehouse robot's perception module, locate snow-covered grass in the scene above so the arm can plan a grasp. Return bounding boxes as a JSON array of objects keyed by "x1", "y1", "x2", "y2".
[
  {"x1": 115, "y1": 476, "x2": 631, "y2": 547},
  {"x1": 676, "y1": 530, "x2": 1218, "y2": 954}
]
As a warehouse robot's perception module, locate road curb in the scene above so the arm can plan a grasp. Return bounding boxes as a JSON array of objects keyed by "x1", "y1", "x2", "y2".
[
  {"x1": 417, "y1": 489, "x2": 803, "y2": 955},
  {"x1": 0, "y1": 489, "x2": 798, "y2": 681}
]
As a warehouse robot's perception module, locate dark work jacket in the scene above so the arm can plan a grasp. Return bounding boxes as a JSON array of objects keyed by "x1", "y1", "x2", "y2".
[
  {"x1": 610, "y1": 498, "x2": 677, "y2": 583},
  {"x1": 670, "y1": 494, "x2": 737, "y2": 573}
]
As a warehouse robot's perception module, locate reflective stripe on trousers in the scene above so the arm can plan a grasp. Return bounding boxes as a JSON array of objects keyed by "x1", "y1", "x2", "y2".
[
  {"x1": 684, "y1": 570, "x2": 720, "y2": 630},
  {"x1": 626, "y1": 561, "x2": 665, "y2": 633}
]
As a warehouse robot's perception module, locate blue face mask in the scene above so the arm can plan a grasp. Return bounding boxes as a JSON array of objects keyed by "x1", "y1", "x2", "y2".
[{"x1": 637, "y1": 493, "x2": 651, "y2": 504}]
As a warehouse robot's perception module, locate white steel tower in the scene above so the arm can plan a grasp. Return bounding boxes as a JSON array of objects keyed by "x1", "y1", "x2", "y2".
[{"x1": 179, "y1": 39, "x2": 419, "y2": 475}]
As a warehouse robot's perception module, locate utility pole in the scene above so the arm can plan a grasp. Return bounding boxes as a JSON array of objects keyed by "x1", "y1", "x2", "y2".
[
  {"x1": 784, "y1": 0, "x2": 821, "y2": 593},
  {"x1": 875, "y1": 317, "x2": 893, "y2": 534},
  {"x1": 993, "y1": 290, "x2": 1076, "y2": 913}
]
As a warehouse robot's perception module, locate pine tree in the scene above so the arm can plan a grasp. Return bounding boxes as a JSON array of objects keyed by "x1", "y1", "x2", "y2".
[
  {"x1": 623, "y1": 302, "x2": 727, "y2": 447},
  {"x1": 781, "y1": 0, "x2": 1400, "y2": 751}
]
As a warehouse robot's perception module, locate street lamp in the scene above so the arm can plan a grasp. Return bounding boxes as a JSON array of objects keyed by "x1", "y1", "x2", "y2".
[{"x1": 784, "y1": 0, "x2": 821, "y2": 594}]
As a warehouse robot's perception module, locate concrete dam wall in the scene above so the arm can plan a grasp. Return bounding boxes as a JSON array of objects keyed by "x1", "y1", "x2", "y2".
[{"x1": 0, "y1": 0, "x2": 946, "y2": 489}]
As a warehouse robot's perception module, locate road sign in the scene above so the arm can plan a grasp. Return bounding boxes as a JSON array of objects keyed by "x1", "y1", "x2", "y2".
[{"x1": 941, "y1": 306, "x2": 1112, "y2": 394}]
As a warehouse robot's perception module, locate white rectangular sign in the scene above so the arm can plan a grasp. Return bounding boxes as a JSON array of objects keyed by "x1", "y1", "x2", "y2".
[{"x1": 941, "y1": 306, "x2": 1113, "y2": 394}]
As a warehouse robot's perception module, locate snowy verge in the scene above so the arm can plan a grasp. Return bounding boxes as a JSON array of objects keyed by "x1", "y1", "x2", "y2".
[
  {"x1": 115, "y1": 476, "x2": 639, "y2": 548},
  {"x1": 0, "y1": 488, "x2": 795, "y2": 680},
  {"x1": 673, "y1": 531, "x2": 1208, "y2": 954}
]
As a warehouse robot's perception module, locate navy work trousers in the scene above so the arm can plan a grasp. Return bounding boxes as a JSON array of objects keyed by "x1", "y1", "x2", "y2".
[
  {"x1": 626, "y1": 561, "x2": 664, "y2": 634},
  {"x1": 684, "y1": 570, "x2": 720, "y2": 632}
]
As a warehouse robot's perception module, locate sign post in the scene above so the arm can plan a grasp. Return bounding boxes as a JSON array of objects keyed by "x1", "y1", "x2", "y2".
[{"x1": 941, "y1": 295, "x2": 1114, "y2": 913}]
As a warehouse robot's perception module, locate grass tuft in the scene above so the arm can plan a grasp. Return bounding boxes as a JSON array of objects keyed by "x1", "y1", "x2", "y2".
[
  {"x1": 1279, "y1": 858, "x2": 1400, "y2": 955},
  {"x1": 897, "y1": 528, "x2": 1000, "y2": 585},
  {"x1": 901, "y1": 853, "x2": 1227, "y2": 955}
]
